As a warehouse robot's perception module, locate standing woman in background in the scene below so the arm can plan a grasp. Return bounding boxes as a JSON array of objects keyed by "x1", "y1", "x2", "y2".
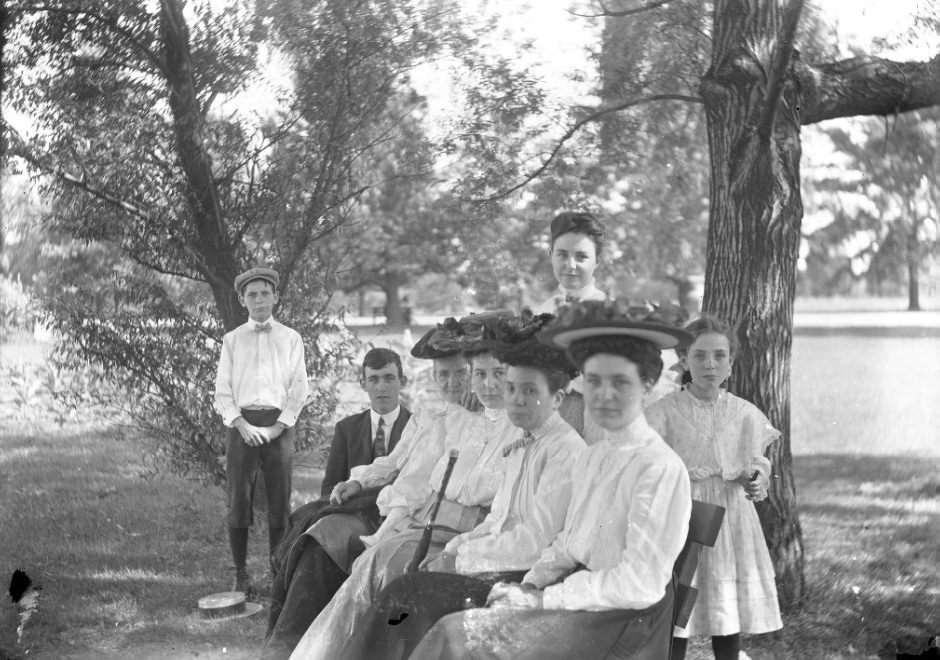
[
  {"x1": 534, "y1": 211, "x2": 608, "y2": 314},
  {"x1": 534, "y1": 211, "x2": 610, "y2": 443}
]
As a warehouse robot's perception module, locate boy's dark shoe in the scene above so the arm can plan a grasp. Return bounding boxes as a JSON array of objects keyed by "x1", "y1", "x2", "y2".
[{"x1": 233, "y1": 567, "x2": 251, "y2": 598}]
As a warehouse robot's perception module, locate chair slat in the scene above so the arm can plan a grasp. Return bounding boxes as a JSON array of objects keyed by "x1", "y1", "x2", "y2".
[
  {"x1": 673, "y1": 499, "x2": 726, "y2": 630},
  {"x1": 688, "y1": 500, "x2": 724, "y2": 547}
]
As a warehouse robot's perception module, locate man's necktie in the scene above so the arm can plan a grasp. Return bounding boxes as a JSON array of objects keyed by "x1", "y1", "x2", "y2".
[
  {"x1": 373, "y1": 418, "x2": 387, "y2": 458},
  {"x1": 564, "y1": 294, "x2": 574, "y2": 303},
  {"x1": 502, "y1": 430, "x2": 535, "y2": 457},
  {"x1": 254, "y1": 322, "x2": 272, "y2": 332}
]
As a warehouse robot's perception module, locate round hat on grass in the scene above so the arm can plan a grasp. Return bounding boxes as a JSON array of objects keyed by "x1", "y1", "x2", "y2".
[{"x1": 197, "y1": 591, "x2": 264, "y2": 621}]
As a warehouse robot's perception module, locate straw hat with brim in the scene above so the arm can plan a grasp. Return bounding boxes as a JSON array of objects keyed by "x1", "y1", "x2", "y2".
[
  {"x1": 197, "y1": 591, "x2": 264, "y2": 621},
  {"x1": 539, "y1": 299, "x2": 693, "y2": 350},
  {"x1": 428, "y1": 310, "x2": 515, "y2": 355}
]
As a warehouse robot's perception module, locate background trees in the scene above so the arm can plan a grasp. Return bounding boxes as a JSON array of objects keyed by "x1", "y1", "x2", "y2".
[
  {"x1": 440, "y1": 0, "x2": 939, "y2": 610},
  {"x1": 803, "y1": 108, "x2": 939, "y2": 308},
  {"x1": 3, "y1": 0, "x2": 938, "y2": 613},
  {"x1": 1, "y1": 0, "x2": 486, "y2": 481}
]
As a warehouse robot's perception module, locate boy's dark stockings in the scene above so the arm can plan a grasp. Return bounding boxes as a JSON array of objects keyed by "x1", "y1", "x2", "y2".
[
  {"x1": 670, "y1": 634, "x2": 741, "y2": 660},
  {"x1": 268, "y1": 526, "x2": 286, "y2": 555},
  {"x1": 228, "y1": 526, "x2": 249, "y2": 569}
]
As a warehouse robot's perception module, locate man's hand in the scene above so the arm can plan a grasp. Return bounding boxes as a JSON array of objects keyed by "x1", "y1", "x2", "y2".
[
  {"x1": 330, "y1": 480, "x2": 362, "y2": 505},
  {"x1": 234, "y1": 417, "x2": 268, "y2": 447}
]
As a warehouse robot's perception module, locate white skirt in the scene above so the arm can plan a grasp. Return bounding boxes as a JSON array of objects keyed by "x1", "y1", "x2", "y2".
[{"x1": 677, "y1": 476, "x2": 783, "y2": 637}]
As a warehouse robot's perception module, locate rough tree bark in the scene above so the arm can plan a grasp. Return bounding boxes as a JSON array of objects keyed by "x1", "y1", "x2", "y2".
[
  {"x1": 159, "y1": 0, "x2": 242, "y2": 329},
  {"x1": 701, "y1": 0, "x2": 807, "y2": 612},
  {"x1": 703, "y1": 0, "x2": 940, "y2": 611}
]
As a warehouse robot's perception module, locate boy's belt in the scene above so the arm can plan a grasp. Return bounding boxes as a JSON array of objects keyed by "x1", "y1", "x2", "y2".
[{"x1": 239, "y1": 408, "x2": 281, "y2": 427}]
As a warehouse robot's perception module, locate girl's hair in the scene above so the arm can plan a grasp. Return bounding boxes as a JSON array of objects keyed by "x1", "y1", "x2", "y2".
[
  {"x1": 678, "y1": 314, "x2": 737, "y2": 385},
  {"x1": 567, "y1": 336, "x2": 663, "y2": 386},
  {"x1": 549, "y1": 212, "x2": 607, "y2": 258}
]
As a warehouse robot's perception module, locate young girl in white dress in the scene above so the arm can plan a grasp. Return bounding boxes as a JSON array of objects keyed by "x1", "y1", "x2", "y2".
[{"x1": 645, "y1": 314, "x2": 783, "y2": 660}]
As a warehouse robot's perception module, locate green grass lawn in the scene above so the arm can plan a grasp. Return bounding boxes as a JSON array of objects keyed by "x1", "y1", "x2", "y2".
[
  {"x1": 0, "y1": 424, "x2": 270, "y2": 659},
  {"x1": 2, "y1": 329, "x2": 939, "y2": 659},
  {"x1": 3, "y1": 426, "x2": 937, "y2": 659}
]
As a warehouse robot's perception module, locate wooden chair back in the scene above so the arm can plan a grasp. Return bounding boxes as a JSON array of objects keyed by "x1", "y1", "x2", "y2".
[{"x1": 673, "y1": 499, "x2": 725, "y2": 629}]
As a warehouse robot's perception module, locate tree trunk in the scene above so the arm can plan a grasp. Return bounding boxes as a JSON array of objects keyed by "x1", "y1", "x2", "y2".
[
  {"x1": 701, "y1": 0, "x2": 806, "y2": 612},
  {"x1": 383, "y1": 278, "x2": 404, "y2": 327},
  {"x1": 160, "y1": 0, "x2": 242, "y2": 330},
  {"x1": 907, "y1": 252, "x2": 921, "y2": 311}
]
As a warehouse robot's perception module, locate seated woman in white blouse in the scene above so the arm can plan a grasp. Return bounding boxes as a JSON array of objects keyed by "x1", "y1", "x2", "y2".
[{"x1": 406, "y1": 300, "x2": 693, "y2": 660}]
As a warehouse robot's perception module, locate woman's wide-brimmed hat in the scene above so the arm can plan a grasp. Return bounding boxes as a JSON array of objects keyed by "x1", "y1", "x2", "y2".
[
  {"x1": 483, "y1": 309, "x2": 577, "y2": 377},
  {"x1": 411, "y1": 326, "x2": 458, "y2": 359},
  {"x1": 426, "y1": 310, "x2": 515, "y2": 355},
  {"x1": 539, "y1": 299, "x2": 693, "y2": 350}
]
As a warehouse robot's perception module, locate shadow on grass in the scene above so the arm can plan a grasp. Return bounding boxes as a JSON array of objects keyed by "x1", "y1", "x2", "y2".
[
  {"x1": 1, "y1": 427, "x2": 269, "y2": 659},
  {"x1": 726, "y1": 454, "x2": 940, "y2": 660},
  {"x1": 5, "y1": 429, "x2": 939, "y2": 659}
]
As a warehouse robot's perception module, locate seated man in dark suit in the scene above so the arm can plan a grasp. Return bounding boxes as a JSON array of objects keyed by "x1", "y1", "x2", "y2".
[{"x1": 320, "y1": 347, "x2": 412, "y2": 498}]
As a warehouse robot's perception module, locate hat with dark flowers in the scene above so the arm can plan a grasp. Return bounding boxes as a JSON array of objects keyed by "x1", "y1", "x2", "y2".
[
  {"x1": 426, "y1": 310, "x2": 515, "y2": 355},
  {"x1": 483, "y1": 309, "x2": 577, "y2": 378},
  {"x1": 411, "y1": 326, "x2": 460, "y2": 359}
]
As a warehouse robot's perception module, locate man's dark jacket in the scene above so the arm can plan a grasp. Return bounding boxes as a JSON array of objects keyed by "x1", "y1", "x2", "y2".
[{"x1": 320, "y1": 406, "x2": 411, "y2": 498}]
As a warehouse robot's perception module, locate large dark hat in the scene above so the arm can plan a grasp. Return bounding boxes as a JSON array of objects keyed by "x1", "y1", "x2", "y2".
[
  {"x1": 483, "y1": 309, "x2": 577, "y2": 378},
  {"x1": 411, "y1": 327, "x2": 459, "y2": 360},
  {"x1": 427, "y1": 310, "x2": 514, "y2": 355},
  {"x1": 539, "y1": 299, "x2": 692, "y2": 350},
  {"x1": 234, "y1": 266, "x2": 279, "y2": 294}
]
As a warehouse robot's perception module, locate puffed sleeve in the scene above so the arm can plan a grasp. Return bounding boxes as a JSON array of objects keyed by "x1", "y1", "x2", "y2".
[
  {"x1": 541, "y1": 460, "x2": 691, "y2": 611},
  {"x1": 456, "y1": 436, "x2": 583, "y2": 574},
  {"x1": 350, "y1": 409, "x2": 425, "y2": 489}
]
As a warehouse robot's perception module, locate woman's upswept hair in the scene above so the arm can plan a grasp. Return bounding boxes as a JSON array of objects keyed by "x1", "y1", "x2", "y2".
[
  {"x1": 549, "y1": 211, "x2": 607, "y2": 258},
  {"x1": 567, "y1": 335, "x2": 663, "y2": 387}
]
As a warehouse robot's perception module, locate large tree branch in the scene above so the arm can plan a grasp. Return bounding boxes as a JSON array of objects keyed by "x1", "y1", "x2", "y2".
[
  {"x1": 20, "y1": 3, "x2": 166, "y2": 75},
  {"x1": 800, "y1": 52, "x2": 940, "y2": 125},
  {"x1": 6, "y1": 126, "x2": 151, "y2": 221},
  {"x1": 757, "y1": 0, "x2": 804, "y2": 139},
  {"x1": 569, "y1": 0, "x2": 671, "y2": 19},
  {"x1": 472, "y1": 93, "x2": 702, "y2": 202},
  {"x1": 160, "y1": 0, "x2": 239, "y2": 308}
]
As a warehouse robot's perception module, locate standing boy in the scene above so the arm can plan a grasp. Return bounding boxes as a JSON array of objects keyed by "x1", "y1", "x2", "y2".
[{"x1": 214, "y1": 266, "x2": 309, "y2": 595}]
